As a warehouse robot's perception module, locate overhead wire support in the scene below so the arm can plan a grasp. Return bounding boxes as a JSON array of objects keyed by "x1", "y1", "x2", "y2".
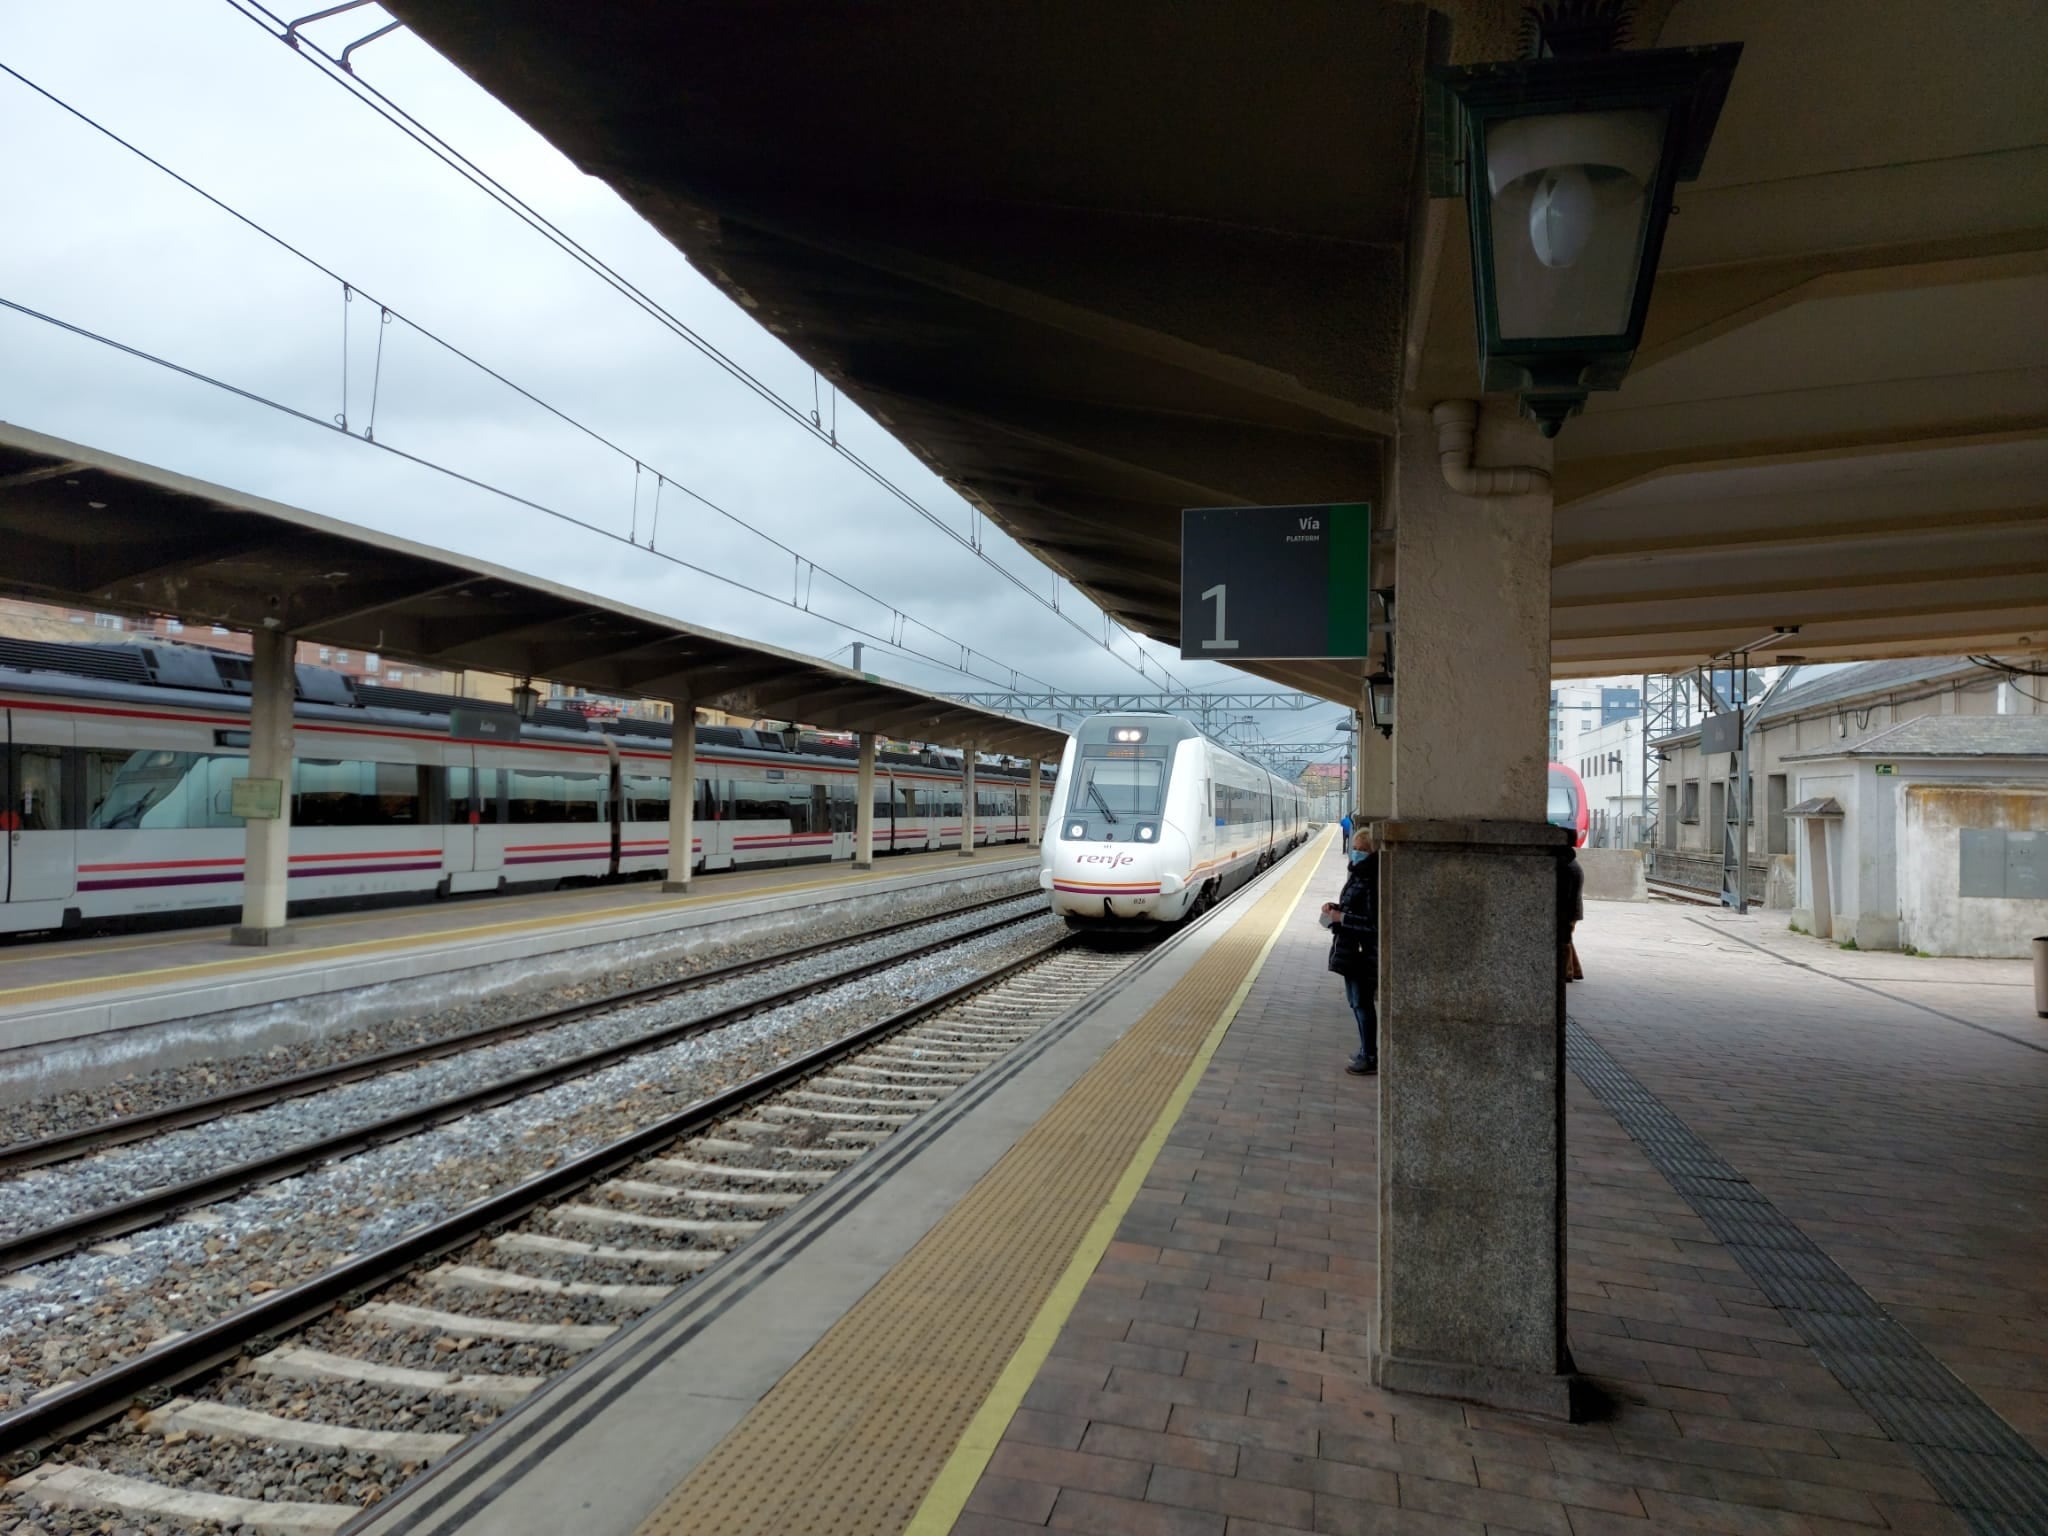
[
  {"x1": 0, "y1": 291, "x2": 1049, "y2": 700},
  {"x1": 0, "y1": 57, "x2": 1065, "y2": 698},
  {"x1": 220, "y1": 0, "x2": 1195, "y2": 694}
]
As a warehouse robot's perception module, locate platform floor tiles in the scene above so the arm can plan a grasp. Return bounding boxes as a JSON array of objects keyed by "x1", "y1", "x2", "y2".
[{"x1": 938, "y1": 880, "x2": 2047, "y2": 1535}]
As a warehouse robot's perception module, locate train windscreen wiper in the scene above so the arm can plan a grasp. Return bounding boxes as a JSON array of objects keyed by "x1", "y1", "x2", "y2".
[{"x1": 1087, "y1": 781, "x2": 1119, "y2": 824}]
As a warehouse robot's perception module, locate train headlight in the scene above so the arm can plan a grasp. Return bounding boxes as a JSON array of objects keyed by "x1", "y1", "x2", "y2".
[
  {"x1": 1068, "y1": 822, "x2": 1086, "y2": 838},
  {"x1": 1138, "y1": 824, "x2": 1155, "y2": 841}
]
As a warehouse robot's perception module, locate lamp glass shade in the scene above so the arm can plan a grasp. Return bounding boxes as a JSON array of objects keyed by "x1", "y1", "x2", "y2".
[
  {"x1": 1366, "y1": 672, "x2": 1395, "y2": 733},
  {"x1": 1484, "y1": 108, "x2": 1666, "y2": 341}
]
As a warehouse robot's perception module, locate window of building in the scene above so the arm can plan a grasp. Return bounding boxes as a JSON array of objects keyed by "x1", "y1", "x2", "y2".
[
  {"x1": 1767, "y1": 774, "x2": 1789, "y2": 856},
  {"x1": 93, "y1": 613, "x2": 123, "y2": 630},
  {"x1": 165, "y1": 619, "x2": 183, "y2": 633},
  {"x1": 212, "y1": 625, "x2": 229, "y2": 635},
  {"x1": 1680, "y1": 781, "x2": 1700, "y2": 823},
  {"x1": 318, "y1": 647, "x2": 332, "y2": 662},
  {"x1": 365, "y1": 654, "x2": 379, "y2": 669}
]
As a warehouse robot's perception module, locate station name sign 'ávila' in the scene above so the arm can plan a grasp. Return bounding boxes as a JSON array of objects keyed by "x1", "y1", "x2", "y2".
[{"x1": 1179, "y1": 503, "x2": 1371, "y2": 660}]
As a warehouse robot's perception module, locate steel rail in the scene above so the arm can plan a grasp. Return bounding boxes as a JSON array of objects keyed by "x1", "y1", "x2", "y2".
[
  {"x1": 0, "y1": 904, "x2": 1043, "y2": 1275},
  {"x1": 0, "y1": 931, "x2": 1079, "y2": 1467},
  {"x1": 0, "y1": 890, "x2": 1028, "y2": 1178}
]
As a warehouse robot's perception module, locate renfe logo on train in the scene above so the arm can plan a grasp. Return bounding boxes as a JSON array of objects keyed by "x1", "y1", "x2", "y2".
[{"x1": 1073, "y1": 852, "x2": 1137, "y2": 869}]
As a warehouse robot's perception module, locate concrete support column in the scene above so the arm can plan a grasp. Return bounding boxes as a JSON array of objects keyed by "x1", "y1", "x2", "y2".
[
  {"x1": 662, "y1": 705, "x2": 696, "y2": 893},
  {"x1": 854, "y1": 732, "x2": 877, "y2": 870},
  {"x1": 1375, "y1": 400, "x2": 1573, "y2": 1418},
  {"x1": 1028, "y1": 758, "x2": 1043, "y2": 847},
  {"x1": 230, "y1": 628, "x2": 295, "y2": 946},
  {"x1": 960, "y1": 740, "x2": 978, "y2": 857}
]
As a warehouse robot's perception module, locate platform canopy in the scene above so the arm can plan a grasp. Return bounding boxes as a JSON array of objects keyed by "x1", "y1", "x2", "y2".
[
  {"x1": 0, "y1": 423, "x2": 1065, "y2": 760},
  {"x1": 389, "y1": 0, "x2": 2048, "y2": 698}
]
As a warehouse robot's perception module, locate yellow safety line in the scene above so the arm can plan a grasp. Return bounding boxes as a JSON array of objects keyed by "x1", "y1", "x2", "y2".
[
  {"x1": 902, "y1": 829, "x2": 1327, "y2": 1536},
  {"x1": 0, "y1": 850, "x2": 1031, "y2": 1007}
]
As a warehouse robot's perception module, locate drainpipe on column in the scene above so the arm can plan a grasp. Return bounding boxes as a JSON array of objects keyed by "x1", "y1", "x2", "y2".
[{"x1": 1432, "y1": 400, "x2": 1552, "y2": 497}]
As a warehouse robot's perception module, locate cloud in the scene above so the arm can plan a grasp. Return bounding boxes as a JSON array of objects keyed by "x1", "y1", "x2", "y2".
[{"x1": 0, "y1": 1, "x2": 1346, "y2": 752}]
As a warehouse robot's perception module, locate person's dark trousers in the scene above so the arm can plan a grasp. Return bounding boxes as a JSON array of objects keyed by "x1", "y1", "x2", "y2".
[{"x1": 1343, "y1": 974, "x2": 1377, "y2": 1068}]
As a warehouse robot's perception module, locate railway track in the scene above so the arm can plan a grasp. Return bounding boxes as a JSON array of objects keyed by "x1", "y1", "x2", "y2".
[
  {"x1": 0, "y1": 895, "x2": 1044, "y2": 1274},
  {"x1": 0, "y1": 889, "x2": 1031, "y2": 1179},
  {"x1": 1646, "y1": 876, "x2": 1723, "y2": 907},
  {"x1": 0, "y1": 847, "x2": 1304, "y2": 1534}
]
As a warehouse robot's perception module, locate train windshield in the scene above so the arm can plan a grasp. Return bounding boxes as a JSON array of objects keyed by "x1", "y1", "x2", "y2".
[
  {"x1": 1074, "y1": 756, "x2": 1166, "y2": 817},
  {"x1": 1545, "y1": 769, "x2": 1577, "y2": 829}
]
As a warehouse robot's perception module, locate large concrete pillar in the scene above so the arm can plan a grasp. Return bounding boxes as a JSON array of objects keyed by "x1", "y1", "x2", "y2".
[
  {"x1": 1028, "y1": 758, "x2": 1043, "y2": 847},
  {"x1": 959, "y1": 741, "x2": 978, "y2": 857},
  {"x1": 663, "y1": 707, "x2": 696, "y2": 893},
  {"x1": 1374, "y1": 400, "x2": 1572, "y2": 1418},
  {"x1": 854, "y1": 732, "x2": 877, "y2": 870},
  {"x1": 230, "y1": 628, "x2": 296, "y2": 946}
]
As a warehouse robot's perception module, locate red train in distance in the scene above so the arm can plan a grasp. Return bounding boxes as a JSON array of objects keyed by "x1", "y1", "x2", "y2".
[{"x1": 1547, "y1": 761, "x2": 1590, "y2": 848}]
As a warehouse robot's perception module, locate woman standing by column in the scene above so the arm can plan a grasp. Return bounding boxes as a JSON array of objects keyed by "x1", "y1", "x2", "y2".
[{"x1": 1321, "y1": 826, "x2": 1379, "y2": 1076}]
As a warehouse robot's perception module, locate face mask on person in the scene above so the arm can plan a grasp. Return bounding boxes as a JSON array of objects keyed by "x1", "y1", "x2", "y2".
[{"x1": 1349, "y1": 848, "x2": 1369, "y2": 865}]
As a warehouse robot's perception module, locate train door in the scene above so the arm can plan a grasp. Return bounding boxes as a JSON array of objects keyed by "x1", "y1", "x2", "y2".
[
  {"x1": 2, "y1": 709, "x2": 78, "y2": 931},
  {"x1": 445, "y1": 748, "x2": 504, "y2": 895}
]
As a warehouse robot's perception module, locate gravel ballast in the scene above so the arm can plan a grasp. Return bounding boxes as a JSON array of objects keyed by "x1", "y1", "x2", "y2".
[
  {"x1": 0, "y1": 896, "x2": 1045, "y2": 1244},
  {"x1": 3, "y1": 869, "x2": 1037, "y2": 1145}
]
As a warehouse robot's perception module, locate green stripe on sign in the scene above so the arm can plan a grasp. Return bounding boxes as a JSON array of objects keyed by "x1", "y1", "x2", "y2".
[{"x1": 1324, "y1": 502, "x2": 1372, "y2": 658}]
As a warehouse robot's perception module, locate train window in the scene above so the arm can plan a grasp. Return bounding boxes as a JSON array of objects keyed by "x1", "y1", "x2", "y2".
[
  {"x1": 824, "y1": 784, "x2": 849, "y2": 833},
  {"x1": 506, "y1": 768, "x2": 604, "y2": 824},
  {"x1": 83, "y1": 748, "x2": 196, "y2": 830},
  {"x1": 1545, "y1": 772, "x2": 1578, "y2": 829},
  {"x1": 730, "y1": 780, "x2": 788, "y2": 821},
  {"x1": 899, "y1": 785, "x2": 919, "y2": 817},
  {"x1": 294, "y1": 761, "x2": 430, "y2": 827},
  {"x1": 1075, "y1": 757, "x2": 1164, "y2": 816},
  {"x1": 872, "y1": 787, "x2": 895, "y2": 820},
  {"x1": 624, "y1": 773, "x2": 671, "y2": 822},
  {"x1": 786, "y1": 787, "x2": 811, "y2": 835}
]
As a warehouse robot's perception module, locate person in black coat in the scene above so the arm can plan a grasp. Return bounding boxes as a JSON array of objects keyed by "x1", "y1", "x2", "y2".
[{"x1": 1321, "y1": 826, "x2": 1379, "y2": 1076}]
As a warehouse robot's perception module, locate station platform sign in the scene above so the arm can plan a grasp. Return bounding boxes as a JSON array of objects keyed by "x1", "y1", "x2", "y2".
[{"x1": 1179, "y1": 502, "x2": 1371, "y2": 660}]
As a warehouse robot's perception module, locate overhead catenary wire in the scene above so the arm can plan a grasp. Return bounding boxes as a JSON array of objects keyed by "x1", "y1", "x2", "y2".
[
  {"x1": 217, "y1": 0, "x2": 1192, "y2": 693},
  {"x1": 0, "y1": 291, "x2": 1042, "y2": 700},
  {"x1": 0, "y1": 60, "x2": 1063, "y2": 697}
]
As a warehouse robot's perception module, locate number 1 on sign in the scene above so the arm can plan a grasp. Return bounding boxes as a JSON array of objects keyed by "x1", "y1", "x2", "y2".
[{"x1": 1199, "y1": 584, "x2": 1239, "y2": 651}]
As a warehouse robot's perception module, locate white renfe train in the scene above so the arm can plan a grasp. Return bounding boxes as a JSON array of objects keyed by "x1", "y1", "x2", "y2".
[
  {"x1": 1040, "y1": 713, "x2": 1306, "y2": 928},
  {"x1": 0, "y1": 640, "x2": 1052, "y2": 937}
]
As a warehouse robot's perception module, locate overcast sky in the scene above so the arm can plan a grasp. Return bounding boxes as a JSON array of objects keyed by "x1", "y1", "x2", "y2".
[{"x1": 0, "y1": 1, "x2": 1355, "y2": 759}]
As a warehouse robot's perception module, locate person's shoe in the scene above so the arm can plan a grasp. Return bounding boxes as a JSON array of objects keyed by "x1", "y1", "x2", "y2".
[{"x1": 1345, "y1": 1053, "x2": 1377, "y2": 1076}]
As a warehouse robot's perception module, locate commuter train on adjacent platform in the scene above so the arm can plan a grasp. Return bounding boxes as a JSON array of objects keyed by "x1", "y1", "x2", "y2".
[
  {"x1": 0, "y1": 640, "x2": 1053, "y2": 938},
  {"x1": 1041, "y1": 713, "x2": 1307, "y2": 929}
]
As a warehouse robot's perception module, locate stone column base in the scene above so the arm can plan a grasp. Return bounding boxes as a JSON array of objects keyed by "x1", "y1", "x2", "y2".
[
  {"x1": 851, "y1": 861, "x2": 874, "y2": 871},
  {"x1": 228, "y1": 924, "x2": 293, "y2": 947},
  {"x1": 662, "y1": 880, "x2": 692, "y2": 894},
  {"x1": 1377, "y1": 1352, "x2": 1577, "y2": 1421}
]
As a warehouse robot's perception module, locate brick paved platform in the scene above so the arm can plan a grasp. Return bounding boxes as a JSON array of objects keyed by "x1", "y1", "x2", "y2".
[{"x1": 950, "y1": 855, "x2": 2048, "y2": 1535}]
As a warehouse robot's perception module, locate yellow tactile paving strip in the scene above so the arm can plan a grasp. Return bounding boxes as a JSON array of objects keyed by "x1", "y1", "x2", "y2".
[
  {"x1": 0, "y1": 851, "x2": 1029, "y2": 1009},
  {"x1": 637, "y1": 833, "x2": 1328, "y2": 1536}
]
